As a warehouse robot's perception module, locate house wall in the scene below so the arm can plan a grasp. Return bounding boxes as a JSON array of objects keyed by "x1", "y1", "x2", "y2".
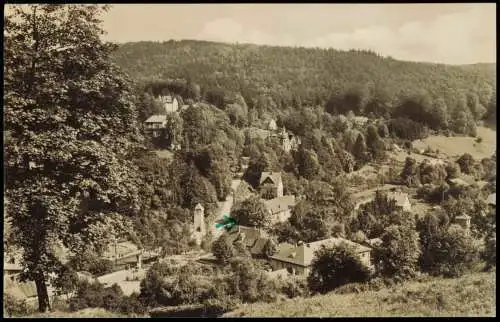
[
  {"x1": 402, "y1": 200, "x2": 412, "y2": 212},
  {"x1": 270, "y1": 259, "x2": 308, "y2": 276},
  {"x1": 261, "y1": 184, "x2": 278, "y2": 199},
  {"x1": 359, "y1": 251, "x2": 371, "y2": 267},
  {"x1": 165, "y1": 98, "x2": 179, "y2": 113},
  {"x1": 277, "y1": 181, "x2": 284, "y2": 198},
  {"x1": 273, "y1": 209, "x2": 291, "y2": 223}
]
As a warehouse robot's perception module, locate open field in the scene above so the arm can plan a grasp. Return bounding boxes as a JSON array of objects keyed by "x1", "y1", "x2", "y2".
[
  {"x1": 224, "y1": 272, "x2": 496, "y2": 317},
  {"x1": 412, "y1": 126, "x2": 496, "y2": 160}
]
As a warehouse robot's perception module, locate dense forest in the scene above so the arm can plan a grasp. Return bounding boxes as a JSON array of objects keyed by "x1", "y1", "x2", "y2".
[{"x1": 113, "y1": 39, "x2": 496, "y2": 128}]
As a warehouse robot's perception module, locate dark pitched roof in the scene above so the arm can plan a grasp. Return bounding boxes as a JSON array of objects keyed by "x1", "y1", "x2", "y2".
[
  {"x1": 259, "y1": 171, "x2": 282, "y2": 186},
  {"x1": 226, "y1": 226, "x2": 270, "y2": 255},
  {"x1": 250, "y1": 238, "x2": 271, "y2": 256}
]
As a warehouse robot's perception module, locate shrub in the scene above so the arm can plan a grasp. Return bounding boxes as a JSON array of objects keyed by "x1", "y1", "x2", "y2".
[
  {"x1": 67, "y1": 252, "x2": 116, "y2": 277},
  {"x1": 212, "y1": 234, "x2": 236, "y2": 265},
  {"x1": 307, "y1": 243, "x2": 371, "y2": 294},
  {"x1": 202, "y1": 296, "x2": 241, "y2": 316},
  {"x1": 225, "y1": 257, "x2": 279, "y2": 303},
  {"x1": 118, "y1": 292, "x2": 147, "y2": 315},
  {"x1": 456, "y1": 153, "x2": 475, "y2": 175},
  {"x1": 3, "y1": 294, "x2": 33, "y2": 317},
  {"x1": 373, "y1": 224, "x2": 421, "y2": 280},
  {"x1": 482, "y1": 232, "x2": 496, "y2": 270},
  {"x1": 419, "y1": 222, "x2": 480, "y2": 278},
  {"x1": 69, "y1": 280, "x2": 106, "y2": 311},
  {"x1": 280, "y1": 277, "x2": 310, "y2": 299},
  {"x1": 69, "y1": 280, "x2": 145, "y2": 315},
  {"x1": 101, "y1": 284, "x2": 124, "y2": 312}
]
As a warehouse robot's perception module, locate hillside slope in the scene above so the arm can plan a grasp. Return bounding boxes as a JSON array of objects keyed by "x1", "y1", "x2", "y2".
[
  {"x1": 224, "y1": 272, "x2": 496, "y2": 317},
  {"x1": 112, "y1": 40, "x2": 495, "y2": 111}
]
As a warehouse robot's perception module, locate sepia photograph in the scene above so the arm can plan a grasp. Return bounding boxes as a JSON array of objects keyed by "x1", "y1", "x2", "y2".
[{"x1": 3, "y1": 3, "x2": 496, "y2": 318}]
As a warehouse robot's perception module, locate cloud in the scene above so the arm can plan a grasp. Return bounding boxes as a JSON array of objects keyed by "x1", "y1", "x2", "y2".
[
  {"x1": 303, "y1": 7, "x2": 495, "y2": 64},
  {"x1": 198, "y1": 7, "x2": 495, "y2": 64},
  {"x1": 198, "y1": 17, "x2": 280, "y2": 46}
]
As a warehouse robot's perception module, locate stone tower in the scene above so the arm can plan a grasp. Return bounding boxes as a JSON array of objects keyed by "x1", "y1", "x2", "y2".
[{"x1": 192, "y1": 203, "x2": 206, "y2": 245}]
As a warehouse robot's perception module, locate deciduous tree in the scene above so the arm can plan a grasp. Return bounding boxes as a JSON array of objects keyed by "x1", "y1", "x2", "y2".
[{"x1": 4, "y1": 4, "x2": 142, "y2": 312}]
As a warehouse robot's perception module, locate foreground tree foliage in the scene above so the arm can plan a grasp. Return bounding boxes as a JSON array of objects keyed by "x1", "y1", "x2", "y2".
[
  {"x1": 4, "y1": 4, "x2": 142, "y2": 312},
  {"x1": 417, "y1": 214, "x2": 480, "y2": 278}
]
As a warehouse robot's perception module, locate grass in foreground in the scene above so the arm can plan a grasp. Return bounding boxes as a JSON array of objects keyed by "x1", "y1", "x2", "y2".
[
  {"x1": 224, "y1": 271, "x2": 496, "y2": 317},
  {"x1": 22, "y1": 308, "x2": 147, "y2": 318}
]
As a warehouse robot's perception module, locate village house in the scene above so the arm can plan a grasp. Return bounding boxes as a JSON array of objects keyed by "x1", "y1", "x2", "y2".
[
  {"x1": 269, "y1": 238, "x2": 372, "y2": 276},
  {"x1": 4, "y1": 261, "x2": 22, "y2": 277},
  {"x1": 103, "y1": 240, "x2": 144, "y2": 268},
  {"x1": 352, "y1": 116, "x2": 369, "y2": 127},
  {"x1": 225, "y1": 225, "x2": 272, "y2": 258},
  {"x1": 240, "y1": 156, "x2": 250, "y2": 172},
  {"x1": 386, "y1": 191, "x2": 412, "y2": 212},
  {"x1": 144, "y1": 115, "x2": 167, "y2": 138},
  {"x1": 157, "y1": 95, "x2": 179, "y2": 114},
  {"x1": 259, "y1": 171, "x2": 284, "y2": 200},
  {"x1": 263, "y1": 195, "x2": 296, "y2": 223},
  {"x1": 276, "y1": 127, "x2": 301, "y2": 153},
  {"x1": 268, "y1": 119, "x2": 278, "y2": 131},
  {"x1": 354, "y1": 190, "x2": 411, "y2": 212}
]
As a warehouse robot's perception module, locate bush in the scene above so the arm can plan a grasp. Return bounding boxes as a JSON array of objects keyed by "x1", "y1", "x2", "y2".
[
  {"x1": 67, "y1": 252, "x2": 116, "y2": 277},
  {"x1": 202, "y1": 297, "x2": 241, "y2": 316},
  {"x1": 373, "y1": 224, "x2": 421, "y2": 280},
  {"x1": 69, "y1": 280, "x2": 145, "y2": 315},
  {"x1": 280, "y1": 277, "x2": 310, "y2": 299},
  {"x1": 3, "y1": 293, "x2": 33, "y2": 317},
  {"x1": 212, "y1": 234, "x2": 236, "y2": 265},
  {"x1": 225, "y1": 257, "x2": 279, "y2": 303},
  {"x1": 482, "y1": 232, "x2": 496, "y2": 270},
  {"x1": 307, "y1": 243, "x2": 371, "y2": 294},
  {"x1": 118, "y1": 292, "x2": 147, "y2": 315},
  {"x1": 69, "y1": 280, "x2": 106, "y2": 311},
  {"x1": 418, "y1": 222, "x2": 480, "y2": 278}
]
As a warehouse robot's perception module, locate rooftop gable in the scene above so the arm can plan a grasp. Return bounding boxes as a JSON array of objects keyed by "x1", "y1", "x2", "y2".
[{"x1": 259, "y1": 171, "x2": 282, "y2": 186}]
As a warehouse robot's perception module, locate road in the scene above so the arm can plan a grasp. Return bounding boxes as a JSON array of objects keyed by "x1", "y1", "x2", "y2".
[{"x1": 209, "y1": 177, "x2": 241, "y2": 240}]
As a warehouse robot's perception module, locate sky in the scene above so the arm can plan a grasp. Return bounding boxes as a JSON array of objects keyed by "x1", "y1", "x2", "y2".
[
  {"x1": 5, "y1": 4, "x2": 496, "y2": 65},
  {"x1": 99, "y1": 3, "x2": 495, "y2": 65}
]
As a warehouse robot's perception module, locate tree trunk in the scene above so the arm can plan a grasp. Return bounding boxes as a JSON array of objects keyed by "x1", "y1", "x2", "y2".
[{"x1": 34, "y1": 273, "x2": 51, "y2": 313}]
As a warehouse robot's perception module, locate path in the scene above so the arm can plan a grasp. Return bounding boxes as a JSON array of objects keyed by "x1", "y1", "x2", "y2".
[{"x1": 209, "y1": 177, "x2": 241, "y2": 240}]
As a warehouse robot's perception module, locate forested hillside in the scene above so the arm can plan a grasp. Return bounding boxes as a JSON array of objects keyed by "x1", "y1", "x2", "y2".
[{"x1": 112, "y1": 39, "x2": 496, "y2": 125}]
